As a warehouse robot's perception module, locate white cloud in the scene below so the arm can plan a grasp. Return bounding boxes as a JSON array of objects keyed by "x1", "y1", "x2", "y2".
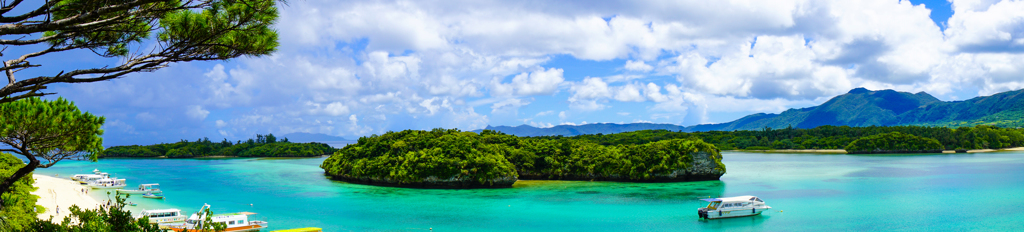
[
  {"x1": 624, "y1": 60, "x2": 654, "y2": 72},
  {"x1": 186, "y1": 105, "x2": 210, "y2": 120},
  {"x1": 51, "y1": 0, "x2": 1024, "y2": 145},
  {"x1": 493, "y1": 68, "x2": 565, "y2": 96}
]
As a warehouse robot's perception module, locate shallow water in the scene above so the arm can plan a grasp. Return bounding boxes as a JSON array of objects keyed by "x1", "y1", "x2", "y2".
[{"x1": 35, "y1": 151, "x2": 1024, "y2": 231}]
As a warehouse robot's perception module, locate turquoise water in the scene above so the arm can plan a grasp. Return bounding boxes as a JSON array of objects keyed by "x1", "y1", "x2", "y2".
[{"x1": 34, "y1": 151, "x2": 1024, "y2": 231}]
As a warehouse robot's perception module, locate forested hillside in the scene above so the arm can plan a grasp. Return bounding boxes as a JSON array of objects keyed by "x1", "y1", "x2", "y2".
[
  {"x1": 101, "y1": 134, "x2": 337, "y2": 158},
  {"x1": 478, "y1": 88, "x2": 1024, "y2": 137}
]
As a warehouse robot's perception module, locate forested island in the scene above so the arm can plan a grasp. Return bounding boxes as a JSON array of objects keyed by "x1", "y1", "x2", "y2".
[
  {"x1": 321, "y1": 125, "x2": 1024, "y2": 189},
  {"x1": 100, "y1": 133, "x2": 337, "y2": 158},
  {"x1": 559, "y1": 125, "x2": 1024, "y2": 152},
  {"x1": 320, "y1": 129, "x2": 726, "y2": 188}
]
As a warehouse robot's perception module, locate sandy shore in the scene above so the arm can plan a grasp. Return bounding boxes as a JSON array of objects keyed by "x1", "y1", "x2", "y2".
[{"x1": 31, "y1": 174, "x2": 100, "y2": 221}]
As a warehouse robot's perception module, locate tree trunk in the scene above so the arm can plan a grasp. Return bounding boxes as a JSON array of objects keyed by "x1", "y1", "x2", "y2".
[{"x1": 0, "y1": 159, "x2": 38, "y2": 211}]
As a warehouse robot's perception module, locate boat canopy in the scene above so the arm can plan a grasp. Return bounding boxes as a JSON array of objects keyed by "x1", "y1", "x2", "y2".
[
  {"x1": 700, "y1": 196, "x2": 759, "y2": 203},
  {"x1": 142, "y1": 209, "x2": 181, "y2": 214}
]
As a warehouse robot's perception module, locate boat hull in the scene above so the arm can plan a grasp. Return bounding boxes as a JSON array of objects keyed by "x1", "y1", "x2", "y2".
[
  {"x1": 117, "y1": 189, "x2": 163, "y2": 195},
  {"x1": 89, "y1": 185, "x2": 126, "y2": 189},
  {"x1": 699, "y1": 206, "x2": 771, "y2": 219},
  {"x1": 168, "y1": 224, "x2": 266, "y2": 232}
]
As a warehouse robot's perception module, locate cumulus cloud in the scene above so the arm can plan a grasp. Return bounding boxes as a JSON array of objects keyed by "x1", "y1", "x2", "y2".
[{"x1": 46, "y1": 0, "x2": 1024, "y2": 145}]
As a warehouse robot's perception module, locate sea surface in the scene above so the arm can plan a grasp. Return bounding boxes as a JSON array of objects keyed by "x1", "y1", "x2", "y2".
[{"x1": 35, "y1": 151, "x2": 1024, "y2": 231}]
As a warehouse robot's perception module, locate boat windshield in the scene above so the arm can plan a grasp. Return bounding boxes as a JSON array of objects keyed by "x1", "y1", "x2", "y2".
[{"x1": 706, "y1": 201, "x2": 721, "y2": 209}]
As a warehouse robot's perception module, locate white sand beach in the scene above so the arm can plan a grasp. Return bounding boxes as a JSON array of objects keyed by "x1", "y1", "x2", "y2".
[{"x1": 31, "y1": 174, "x2": 100, "y2": 221}]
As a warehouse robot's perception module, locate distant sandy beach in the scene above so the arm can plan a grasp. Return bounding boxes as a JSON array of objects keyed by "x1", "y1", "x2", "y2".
[{"x1": 31, "y1": 174, "x2": 100, "y2": 221}]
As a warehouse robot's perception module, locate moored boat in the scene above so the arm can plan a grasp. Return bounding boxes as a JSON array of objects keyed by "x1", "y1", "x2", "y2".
[
  {"x1": 142, "y1": 193, "x2": 165, "y2": 199},
  {"x1": 118, "y1": 183, "x2": 163, "y2": 195},
  {"x1": 697, "y1": 196, "x2": 771, "y2": 219},
  {"x1": 88, "y1": 177, "x2": 127, "y2": 189},
  {"x1": 166, "y1": 204, "x2": 268, "y2": 232},
  {"x1": 138, "y1": 208, "x2": 186, "y2": 224}
]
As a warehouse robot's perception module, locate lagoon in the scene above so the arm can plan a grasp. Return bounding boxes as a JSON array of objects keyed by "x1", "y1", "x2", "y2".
[{"x1": 35, "y1": 151, "x2": 1024, "y2": 231}]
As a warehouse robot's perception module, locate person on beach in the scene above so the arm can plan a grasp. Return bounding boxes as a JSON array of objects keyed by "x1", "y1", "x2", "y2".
[{"x1": 56, "y1": 205, "x2": 59, "y2": 215}]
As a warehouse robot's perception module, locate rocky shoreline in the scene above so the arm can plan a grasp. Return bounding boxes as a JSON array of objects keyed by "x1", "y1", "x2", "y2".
[{"x1": 325, "y1": 174, "x2": 517, "y2": 189}]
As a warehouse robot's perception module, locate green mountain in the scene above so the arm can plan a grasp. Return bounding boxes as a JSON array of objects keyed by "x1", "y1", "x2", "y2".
[{"x1": 478, "y1": 88, "x2": 1024, "y2": 137}]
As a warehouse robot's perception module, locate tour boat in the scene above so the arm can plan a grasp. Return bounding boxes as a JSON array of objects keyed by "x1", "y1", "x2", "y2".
[
  {"x1": 87, "y1": 177, "x2": 127, "y2": 189},
  {"x1": 72, "y1": 170, "x2": 109, "y2": 184},
  {"x1": 118, "y1": 183, "x2": 163, "y2": 195},
  {"x1": 166, "y1": 204, "x2": 268, "y2": 232},
  {"x1": 138, "y1": 209, "x2": 187, "y2": 224},
  {"x1": 142, "y1": 193, "x2": 165, "y2": 199},
  {"x1": 697, "y1": 196, "x2": 772, "y2": 219}
]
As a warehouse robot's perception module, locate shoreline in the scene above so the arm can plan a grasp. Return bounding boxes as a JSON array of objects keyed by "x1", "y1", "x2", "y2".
[
  {"x1": 31, "y1": 174, "x2": 101, "y2": 221},
  {"x1": 728, "y1": 147, "x2": 1024, "y2": 154}
]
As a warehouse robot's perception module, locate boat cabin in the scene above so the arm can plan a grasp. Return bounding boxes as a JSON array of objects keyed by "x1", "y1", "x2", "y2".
[
  {"x1": 139, "y1": 209, "x2": 186, "y2": 224},
  {"x1": 702, "y1": 196, "x2": 765, "y2": 210},
  {"x1": 170, "y1": 204, "x2": 268, "y2": 232},
  {"x1": 137, "y1": 183, "x2": 160, "y2": 191},
  {"x1": 73, "y1": 173, "x2": 109, "y2": 183},
  {"x1": 89, "y1": 178, "x2": 127, "y2": 188},
  {"x1": 698, "y1": 195, "x2": 771, "y2": 219}
]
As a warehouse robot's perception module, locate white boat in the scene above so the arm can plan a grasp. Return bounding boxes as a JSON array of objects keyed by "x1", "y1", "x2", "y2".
[
  {"x1": 166, "y1": 204, "x2": 268, "y2": 232},
  {"x1": 88, "y1": 177, "x2": 127, "y2": 189},
  {"x1": 698, "y1": 195, "x2": 772, "y2": 219},
  {"x1": 117, "y1": 184, "x2": 162, "y2": 195},
  {"x1": 138, "y1": 208, "x2": 187, "y2": 224},
  {"x1": 72, "y1": 170, "x2": 109, "y2": 184},
  {"x1": 142, "y1": 193, "x2": 165, "y2": 199}
]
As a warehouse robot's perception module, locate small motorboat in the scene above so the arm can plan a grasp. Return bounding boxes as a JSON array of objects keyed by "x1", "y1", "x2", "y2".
[
  {"x1": 142, "y1": 193, "x2": 165, "y2": 199},
  {"x1": 698, "y1": 195, "x2": 772, "y2": 219},
  {"x1": 118, "y1": 183, "x2": 162, "y2": 195}
]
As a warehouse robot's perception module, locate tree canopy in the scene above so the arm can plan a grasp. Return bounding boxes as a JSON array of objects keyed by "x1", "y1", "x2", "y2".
[
  {"x1": 100, "y1": 133, "x2": 337, "y2": 158},
  {"x1": 321, "y1": 129, "x2": 726, "y2": 188},
  {"x1": 0, "y1": 98, "x2": 103, "y2": 211},
  {"x1": 0, "y1": 0, "x2": 280, "y2": 104}
]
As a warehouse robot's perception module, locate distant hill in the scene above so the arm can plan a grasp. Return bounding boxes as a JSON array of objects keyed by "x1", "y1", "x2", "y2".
[
  {"x1": 478, "y1": 88, "x2": 1024, "y2": 136},
  {"x1": 281, "y1": 132, "x2": 350, "y2": 143}
]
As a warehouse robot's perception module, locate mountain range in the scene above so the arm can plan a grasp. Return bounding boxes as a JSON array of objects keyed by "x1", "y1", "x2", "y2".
[{"x1": 474, "y1": 88, "x2": 1024, "y2": 137}]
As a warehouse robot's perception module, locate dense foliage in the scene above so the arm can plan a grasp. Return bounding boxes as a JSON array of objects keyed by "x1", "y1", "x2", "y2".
[
  {"x1": 321, "y1": 129, "x2": 519, "y2": 187},
  {"x1": 0, "y1": 98, "x2": 104, "y2": 212},
  {"x1": 321, "y1": 129, "x2": 725, "y2": 187},
  {"x1": 0, "y1": 153, "x2": 39, "y2": 231},
  {"x1": 845, "y1": 132, "x2": 944, "y2": 154},
  {"x1": 23, "y1": 195, "x2": 162, "y2": 232},
  {"x1": 556, "y1": 125, "x2": 1024, "y2": 151},
  {"x1": 101, "y1": 134, "x2": 336, "y2": 158}
]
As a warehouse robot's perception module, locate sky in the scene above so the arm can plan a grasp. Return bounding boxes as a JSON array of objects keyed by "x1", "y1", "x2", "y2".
[{"x1": 20, "y1": 0, "x2": 1024, "y2": 146}]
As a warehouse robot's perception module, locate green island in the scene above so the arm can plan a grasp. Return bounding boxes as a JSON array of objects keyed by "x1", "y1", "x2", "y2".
[
  {"x1": 557, "y1": 125, "x2": 1024, "y2": 152},
  {"x1": 100, "y1": 133, "x2": 338, "y2": 158},
  {"x1": 322, "y1": 125, "x2": 1024, "y2": 189},
  {"x1": 320, "y1": 129, "x2": 726, "y2": 188}
]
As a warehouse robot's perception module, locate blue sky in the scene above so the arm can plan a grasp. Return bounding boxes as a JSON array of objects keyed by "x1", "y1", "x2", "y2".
[{"x1": 22, "y1": 0, "x2": 1024, "y2": 146}]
